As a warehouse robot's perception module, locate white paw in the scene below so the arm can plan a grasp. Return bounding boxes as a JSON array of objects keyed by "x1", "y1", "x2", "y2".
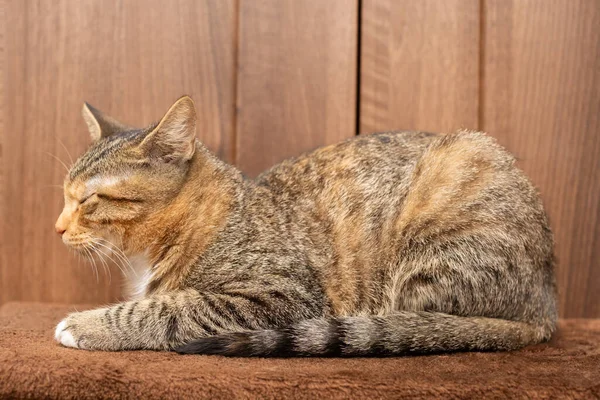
[{"x1": 55, "y1": 319, "x2": 79, "y2": 349}]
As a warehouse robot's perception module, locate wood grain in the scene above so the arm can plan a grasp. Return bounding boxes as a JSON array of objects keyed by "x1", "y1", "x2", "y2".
[
  {"x1": 0, "y1": 0, "x2": 6, "y2": 306},
  {"x1": 360, "y1": 0, "x2": 480, "y2": 134},
  {"x1": 482, "y1": 0, "x2": 600, "y2": 317},
  {"x1": 235, "y1": 0, "x2": 358, "y2": 177},
  {"x1": 0, "y1": 0, "x2": 236, "y2": 305}
]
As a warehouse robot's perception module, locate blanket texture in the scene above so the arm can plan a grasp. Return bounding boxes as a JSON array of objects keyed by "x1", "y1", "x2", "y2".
[{"x1": 1, "y1": 302, "x2": 599, "y2": 399}]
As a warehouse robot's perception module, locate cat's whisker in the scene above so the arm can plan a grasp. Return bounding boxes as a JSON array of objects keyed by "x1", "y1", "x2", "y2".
[
  {"x1": 111, "y1": 245, "x2": 136, "y2": 276},
  {"x1": 57, "y1": 138, "x2": 74, "y2": 166},
  {"x1": 91, "y1": 241, "x2": 129, "y2": 278},
  {"x1": 44, "y1": 152, "x2": 70, "y2": 173},
  {"x1": 95, "y1": 247, "x2": 112, "y2": 284},
  {"x1": 90, "y1": 250, "x2": 100, "y2": 284},
  {"x1": 102, "y1": 254, "x2": 112, "y2": 284},
  {"x1": 88, "y1": 244, "x2": 114, "y2": 276},
  {"x1": 76, "y1": 249, "x2": 87, "y2": 278},
  {"x1": 115, "y1": 237, "x2": 137, "y2": 274},
  {"x1": 83, "y1": 247, "x2": 99, "y2": 283},
  {"x1": 95, "y1": 238, "x2": 136, "y2": 276},
  {"x1": 80, "y1": 244, "x2": 99, "y2": 283},
  {"x1": 73, "y1": 248, "x2": 81, "y2": 269},
  {"x1": 81, "y1": 248, "x2": 94, "y2": 281}
]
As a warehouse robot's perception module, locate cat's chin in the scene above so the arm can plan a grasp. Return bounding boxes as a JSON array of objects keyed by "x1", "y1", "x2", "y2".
[
  {"x1": 63, "y1": 242, "x2": 93, "y2": 254},
  {"x1": 64, "y1": 234, "x2": 129, "y2": 256}
]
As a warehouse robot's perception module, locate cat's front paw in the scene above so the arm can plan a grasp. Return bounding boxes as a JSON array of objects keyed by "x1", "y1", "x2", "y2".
[
  {"x1": 54, "y1": 309, "x2": 116, "y2": 350},
  {"x1": 54, "y1": 318, "x2": 78, "y2": 348}
]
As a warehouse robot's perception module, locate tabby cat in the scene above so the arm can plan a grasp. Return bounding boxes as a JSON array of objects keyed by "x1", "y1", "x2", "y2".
[{"x1": 54, "y1": 96, "x2": 557, "y2": 356}]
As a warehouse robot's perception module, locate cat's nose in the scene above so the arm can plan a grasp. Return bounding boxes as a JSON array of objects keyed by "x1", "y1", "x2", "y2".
[{"x1": 55, "y1": 210, "x2": 69, "y2": 236}]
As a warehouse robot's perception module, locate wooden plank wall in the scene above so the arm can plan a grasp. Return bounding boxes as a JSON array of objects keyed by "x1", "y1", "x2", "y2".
[
  {"x1": 236, "y1": 0, "x2": 357, "y2": 176},
  {"x1": 361, "y1": 0, "x2": 600, "y2": 318},
  {"x1": 360, "y1": 0, "x2": 480, "y2": 134},
  {"x1": 1, "y1": 1, "x2": 598, "y2": 318}
]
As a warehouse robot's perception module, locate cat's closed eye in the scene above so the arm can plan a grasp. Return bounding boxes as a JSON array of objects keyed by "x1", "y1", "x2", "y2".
[
  {"x1": 81, "y1": 192, "x2": 143, "y2": 205},
  {"x1": 79, "y1": 193, "x2": 96, "y2": 205},
  {"x1": 96, "y1": 194, "x2": 144, "y2": 203}
]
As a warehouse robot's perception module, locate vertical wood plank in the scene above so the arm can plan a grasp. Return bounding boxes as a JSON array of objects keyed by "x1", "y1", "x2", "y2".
[
  {"x1": 0, "y1": 0, "x2": 6, "y2": 305},
  {"x1": 236, "y1": 0, "x2": 358, "y2": 177},
  {"x1": 483, "y1": 0, "x2": 600, "y2": 317},
  {"x1": 0, "y1": 0, "x2": 236, "y2": 305},
  {"x1": 360, "y1": 0, "x2": 480, "y2": 134}
]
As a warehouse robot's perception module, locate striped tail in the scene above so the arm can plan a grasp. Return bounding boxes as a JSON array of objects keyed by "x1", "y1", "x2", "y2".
[{"x1": 175, "y1": 311, "x2": 554, "y2": 357}]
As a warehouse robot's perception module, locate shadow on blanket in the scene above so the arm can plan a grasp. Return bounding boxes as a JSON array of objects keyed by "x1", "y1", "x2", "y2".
[{"x1": 1, "y1": 302, "x2": 599, "y2": 399}]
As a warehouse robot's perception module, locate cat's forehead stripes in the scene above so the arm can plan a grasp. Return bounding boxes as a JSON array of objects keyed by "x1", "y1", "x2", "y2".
[
  {"x1": 85, "y1": 175, "x2": 129, "y2": 194},
  {"x1": 68, "y1": 129, "x2": 147, "y2": 181}
]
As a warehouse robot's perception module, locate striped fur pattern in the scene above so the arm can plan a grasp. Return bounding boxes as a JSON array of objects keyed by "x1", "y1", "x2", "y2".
[{"x1": 54, "y1": 96, "x2": 557, "y2": 356}]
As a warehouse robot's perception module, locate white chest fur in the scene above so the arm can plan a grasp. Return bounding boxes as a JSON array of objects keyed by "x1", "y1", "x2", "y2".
[{"x1": 125, "y1": 252, "x2": 152, "y2": 299}]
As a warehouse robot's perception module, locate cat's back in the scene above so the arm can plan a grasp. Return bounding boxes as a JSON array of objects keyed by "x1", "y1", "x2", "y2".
[{"x1": 255, "y1": 131, "x2": 438, "y2": 195}]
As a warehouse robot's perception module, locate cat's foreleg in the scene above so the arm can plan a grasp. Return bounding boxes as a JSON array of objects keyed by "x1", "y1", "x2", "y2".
[{"x1": 54, "y1": 288, "x2": 259, "y2": 351}]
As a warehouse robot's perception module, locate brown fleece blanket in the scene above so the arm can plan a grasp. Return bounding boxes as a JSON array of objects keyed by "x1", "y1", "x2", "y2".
[{"x1": 0, "y1": 303, "x2": 599, "y2": 399}]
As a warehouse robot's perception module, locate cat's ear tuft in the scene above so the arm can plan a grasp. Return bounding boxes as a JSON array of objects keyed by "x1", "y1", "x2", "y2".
[
  {"x1": 82, "y1": 102, "x2": 133, "y2": 141},
  {"x1": 139, "y1": 96, "x2": 197, "y2": 162}
]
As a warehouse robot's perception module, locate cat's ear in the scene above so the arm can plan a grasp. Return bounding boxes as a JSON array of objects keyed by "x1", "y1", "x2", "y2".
[
  {"x1": 82, "y1": 102, "x2": 133, "y2": 141},
  {"x1": 138, "y1": 96, "x2": 197, "y2": 162}
]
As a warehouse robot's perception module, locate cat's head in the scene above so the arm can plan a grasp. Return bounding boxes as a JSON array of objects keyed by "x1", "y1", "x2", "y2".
[{"x1": 55, "y1": 96, "x2": 197, "y2": 256}]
